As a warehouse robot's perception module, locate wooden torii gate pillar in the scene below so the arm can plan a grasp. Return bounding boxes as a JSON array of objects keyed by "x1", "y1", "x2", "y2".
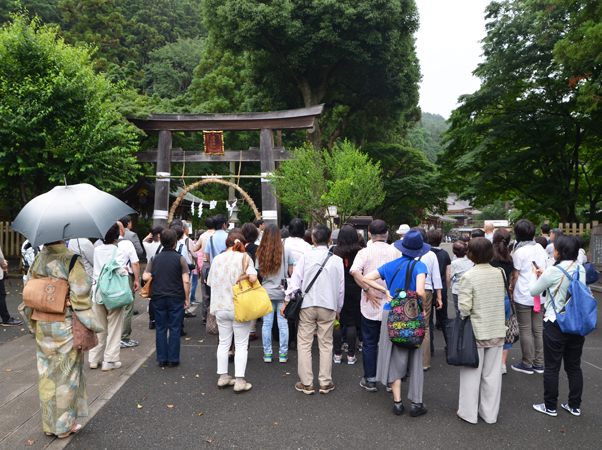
[{"x1": 129, "y1": 106, "x2": 324, "y2": 228}]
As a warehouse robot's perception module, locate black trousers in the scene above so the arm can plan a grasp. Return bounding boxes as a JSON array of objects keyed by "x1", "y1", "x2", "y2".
[
  {"x1": 0, "y1": 278, "x2": 10, "y2": 323},
  {"x1": 543, "y1": 320, "x2": 585, "y2": 410},
  {"x1": 333, "y1": 324, "x2": 358, "y2": 357}
]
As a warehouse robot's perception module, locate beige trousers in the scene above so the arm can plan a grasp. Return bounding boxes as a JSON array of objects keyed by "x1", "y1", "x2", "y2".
[
  {"x1": 89, "y1": 302, "x2": 126, "y2": 364},
  {"x1": 297, "y1": 306, "x2": 336, "y2": 387},
  {"x1": 422, "y1": 291, "x2": 433, "y2": 368},
  {"x1": 458, "y1": 345, "x2": 503, "y2": 424}
]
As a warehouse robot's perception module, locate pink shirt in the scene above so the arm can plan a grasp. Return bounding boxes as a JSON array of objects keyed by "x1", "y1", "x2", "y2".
[{"x1": 350, "y1": 242, "x2": 401, "y2": 321}]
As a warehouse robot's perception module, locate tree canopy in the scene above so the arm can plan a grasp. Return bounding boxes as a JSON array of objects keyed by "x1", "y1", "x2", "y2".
[
  {"x1": 0, "y1": 13, "x2": 140, "y2": 216},
  {"x1": 438, "y1": 0, "x2": 602, "y2": 223},
  {"x1": 201, "y1": 0, "x2": 421, "y2": 150}
]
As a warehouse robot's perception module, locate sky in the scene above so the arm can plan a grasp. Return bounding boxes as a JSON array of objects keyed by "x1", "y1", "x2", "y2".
[{"x1": 415, "y1": 0, "x2": 489, "y2": 119}]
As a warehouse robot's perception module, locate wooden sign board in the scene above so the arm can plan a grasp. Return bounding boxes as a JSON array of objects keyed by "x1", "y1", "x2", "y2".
[{"x1": 203, "y1": 131, "x2": 224, "y2": 155}]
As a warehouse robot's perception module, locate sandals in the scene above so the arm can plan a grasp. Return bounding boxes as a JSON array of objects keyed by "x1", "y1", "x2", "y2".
[{"x1": 46, "y1": 423, "x2": 82, "y2": 438}]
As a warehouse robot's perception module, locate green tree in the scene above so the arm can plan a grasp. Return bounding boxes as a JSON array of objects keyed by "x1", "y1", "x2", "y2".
[
  {"x1": 0, "y1": 0, "x2": 62, "y2": 24},
  {"x1": 142, "y1": 37, "x2": 204, "y2": 98},
  {"x1": 363, "y1": 143, "x2": 447, "y2": 227},
  {"x1": 201, "y1": 0, "x2": 421, "y2": 150},
  {"x1": 549, "y1": 0, "x2": 602, "y2": 112},
  {"x1": 439, "y1": 0, "x2": 602, "y2": 223},
  {"x1": 271, "y1": 141, "x2": 384, "y2": 225},
  {"x1": 0, "y1": 13, "x2": 140, "y2": 216},
  {"x1": 58, "y1": 0, "x2": 137, "y2": 70}
]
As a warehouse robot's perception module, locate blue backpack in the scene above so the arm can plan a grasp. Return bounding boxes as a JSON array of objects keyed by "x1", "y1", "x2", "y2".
[{"x1": 549, "y1": 264, "x2": 597, "y2": 336}]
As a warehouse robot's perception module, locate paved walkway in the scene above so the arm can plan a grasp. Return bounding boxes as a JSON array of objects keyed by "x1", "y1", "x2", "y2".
[{"x1": 0, "y1": 295, "x2": 159, "y2": 450}]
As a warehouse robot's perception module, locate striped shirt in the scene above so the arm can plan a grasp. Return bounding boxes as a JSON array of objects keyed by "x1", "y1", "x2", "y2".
[
  {"x1": 458, "y1": 264, "x2": 507, "y2": 341},
  {"x1": 350, "y1": 242, "x2": 401, "y2": 321}
]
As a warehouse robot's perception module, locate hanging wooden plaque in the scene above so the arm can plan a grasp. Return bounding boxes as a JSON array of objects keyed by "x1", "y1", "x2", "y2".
[{"x1": 203, "y1": 131, "x2": 225, "y2": 155}]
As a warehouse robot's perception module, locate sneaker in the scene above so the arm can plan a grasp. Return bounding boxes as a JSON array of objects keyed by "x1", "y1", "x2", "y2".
[
  {"x1": 386, "y1": 384, "x2": 392, "y2": 393},
  {"x1": 410, "y1": 402, "x2": 428, "y2": 417},
  {"x1": 511, "y1": 363, "x2": 534, "y2": 374},
  {"x1": 333, "y1": 354, "x2": 342, "y2": 364},
  {"x1": 279, "y1": 354, "x2": 288, "y2": 363},
  {"x1": 149, "y1": 321, "x2": 156, "y2": 330},
  {"x1": 295, "y1": 382, "x2": 315, "y2": 395},
  {"x1": 101, "y1": 361, "x2": 122, "y2": 371},
  {"x1": 341, "y1": 342, "x2": 349, "y2": 353},
  {"x1": 249, "y1": 333, "x2": 259, "y2": 341},
  {"x1": 319, "y1": 382, "x2": 335, "y2": 394},
  {"x1": 502, "y1": 364, "x2": 507, "y2": 375},
  {"x1": 533, "y1": 404, "x2": 557, "y2": 416},
  {"x1": 533, "y1": 365, "x2": 544, "y2": 374},
  {"x1": 359, "y1": 378, "x2": 377, "y2": 392},
  {"x1": 347, "y1": 355, "x2": 357, "y2": 365},
  {"x1": 264, "y1": 354, "x2": 272, "y2": 363},
  {"x1": 1, "y1": 317, "x2": 23, "y2": 326},
  {"x1": 561, "y1": 403, "x2": 581, "y2": 416},
  {"x1": 190, "y1": 301, "x2": 201, "y2": 306},
  {"x1": 120, "y1": 339, "x2": 138, "y2": 348},
  {"x1": 89, "y1": 362, "x2": 98, "y2": 369}
]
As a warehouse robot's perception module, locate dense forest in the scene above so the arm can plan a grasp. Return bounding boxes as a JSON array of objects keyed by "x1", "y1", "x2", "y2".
[{"x1": 1, "y1": 0, "x2": 452, "y2": 227}]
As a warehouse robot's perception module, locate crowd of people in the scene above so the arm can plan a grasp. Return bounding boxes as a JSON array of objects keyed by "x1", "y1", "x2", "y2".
[{"x1": 4, "y1": 215, "x2": 594, "y2": 437}]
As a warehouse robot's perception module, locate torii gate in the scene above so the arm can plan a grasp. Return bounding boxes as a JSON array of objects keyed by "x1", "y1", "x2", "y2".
[{"x1": 129, "y1": 105, "x2": 324, "y2": 228}]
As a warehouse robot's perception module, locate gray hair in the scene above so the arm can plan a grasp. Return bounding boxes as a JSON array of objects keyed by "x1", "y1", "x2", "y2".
[
  {"x1": 551, "y1": 228, "x2": 563, "y2": 237},
  {"x1": 484, "y1": 221, "x2": 494, "y2": 231}
]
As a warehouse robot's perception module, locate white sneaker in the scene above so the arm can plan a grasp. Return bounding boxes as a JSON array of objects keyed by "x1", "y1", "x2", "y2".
[
  {"x1": 333, "y1": 354, "x2": 342, "y2": 364},
  {"x1": 102, "y1": 361, "x2": 122, "y2": 371},
  {"x1": 89, "y1": 362, "x2": 98, "y2": 369}
]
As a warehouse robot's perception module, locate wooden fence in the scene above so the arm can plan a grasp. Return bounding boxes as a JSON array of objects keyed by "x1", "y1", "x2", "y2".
[
  {"x1": 0, "y1": 222, "x2": 25, "y2": 257},
  {"x1": 557, "y1": 221, "x2": 599, "y2": 236}
]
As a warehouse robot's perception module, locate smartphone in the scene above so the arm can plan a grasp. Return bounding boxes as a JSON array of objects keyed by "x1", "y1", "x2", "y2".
[{"x1": 532, "y1": 261, "x2": 539, "y2": 270}]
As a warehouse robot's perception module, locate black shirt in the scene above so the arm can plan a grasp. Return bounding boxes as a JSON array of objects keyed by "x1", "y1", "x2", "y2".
[
  {"x1": 490, "y1": 258, "x2": 513, "y2": 282},
  {"x1": 146, "y1": 248, "x2": 189, "y2": 301}
]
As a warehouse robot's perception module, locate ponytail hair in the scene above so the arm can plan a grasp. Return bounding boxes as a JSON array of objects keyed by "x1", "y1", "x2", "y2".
[
  {"x1": 226, "y1": 232, "x2": 246, "y2": 253},
  {"x1": 492, "y1": 228, "x2": 512, "y2": 264}
]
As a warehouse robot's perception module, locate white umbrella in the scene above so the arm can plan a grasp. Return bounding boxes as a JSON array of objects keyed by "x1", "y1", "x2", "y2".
[{"x1": 10, "y1": 183, "x2": 136, "y2": 247}]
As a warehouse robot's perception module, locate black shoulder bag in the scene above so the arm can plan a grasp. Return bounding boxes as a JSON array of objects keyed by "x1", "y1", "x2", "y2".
[{"x1": 284, "y1": 251, "x2": 333, "y2": 322}]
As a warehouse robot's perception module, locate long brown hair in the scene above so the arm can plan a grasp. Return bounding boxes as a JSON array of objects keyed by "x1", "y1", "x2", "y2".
[
  {"x1": 492, "y1": 228, "x2": 512, "y2": 264},
  {"x1": 256, "y1": 224, "x2": 283, "y2": 277},
  {"x1": 226, "y1": 232, "x2": 246, "y2": 253}
]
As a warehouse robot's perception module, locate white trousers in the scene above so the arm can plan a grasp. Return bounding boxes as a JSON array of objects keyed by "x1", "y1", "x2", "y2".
[
  {"x1": 458, "y1": 345, "x2": 503, "y2": 424},
  {"x1": 216, "y1": 310, "x2": 252, "y2": 378},
  {"x1": 89, "y1": 302, "x2": 126, "y2": 364}
]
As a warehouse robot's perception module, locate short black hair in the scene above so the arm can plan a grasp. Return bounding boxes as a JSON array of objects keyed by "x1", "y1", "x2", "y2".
[
  {"x1": 535, "y1": 236, "x2": 549, "y2": 249},
  {"x1": 281, "y1": 228, "x2": 290, "y2": 239},
  {"x1": 467, "y1": 237, "x2": 494, "y2": 264},
  {"x1": 289, "y1": 218, "x2": 305, "y2": 238},
  {"x1": 172, "y1": 225, "x2": 184, "y2": 240},
  {"x1": 255, "y1": 219, "x2": 265, "y2": 228},
  {"x1": 312, "y1": 225, "x2": 331, "y2": 246},
  {"x1": 554, "y1": 234, "x2": 579, "y2": 263},
  {"x1": 204, "y1": 217, "x2": 215, "y2": 229},
  {"x1": 514, "y1": 219, "x2": 535, "y2": 242},
  {"x1": 541, "y1": 224, "x2": 551, "y2": 234},
  {"x1": 453, "y1": 241, "x2": 468, "y2": 258},
  {"x1": 241, "y1": 222, "x2": 259, "y2": 244},
  {"x1": 214, "y1": 214, "x2": 227, "y2": 230},
  {"x1": 160, "y1": 229, "x2": 177, "y2": 248},
  {"x1": 150, "y1": 225, "x2": 164, "y2": 237},
  {"x1": 427, "y1": 229, "x2": 442, "y2": 247},
  {"x1": 119, "y1": 215, "x2": 132, "y2": 228},
  {"x1": 104, "y1": 223, "x2": 121, "y2": 244},
  {"x1": 471, "y1": 229, "x2": 485, "y2": 238},
  {"x1": 169, "y1": 219, "x2": 183, "y2": 229}
]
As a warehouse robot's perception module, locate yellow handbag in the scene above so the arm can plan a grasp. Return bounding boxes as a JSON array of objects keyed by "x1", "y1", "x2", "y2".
[{"x1": 232, "y1": 255, "x2": 273, "y2": 322}]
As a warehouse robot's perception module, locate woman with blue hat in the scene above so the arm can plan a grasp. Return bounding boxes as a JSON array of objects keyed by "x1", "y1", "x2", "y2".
[{"x1": 362, "y1": 229, "x2": 430, "y2": 417}]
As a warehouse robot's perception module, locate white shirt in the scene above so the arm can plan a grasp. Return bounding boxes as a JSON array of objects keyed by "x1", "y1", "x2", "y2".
[
  {"x1": 285, "y1": 237, "x2": 312, "y2": 268},
  {"x1": 117, "y1": 237, "x2": 139, "y2": 274},
  {"x1": 485, "y1": 232, "x2": 494, "y2": 242},
  {"x1": 143, "y1": 241, "x2": 161, "y2": 259},
  {"x1": 92, "y1": 244, "x2": 129, "y2": 303},
  {"x1": 418, "y1": 250, "x2": 443, "y2": 291},
  {"x1": 546, "y1": 243, "x2": 555, "y2": 259},
  {"x1": 512, "y1": 243, "x2": 549, "y2": 306},
  {"x1": 68, "y1": 238, "x2": 95, "y2": 278},
  {"x1": 177, "y1": 239, "x2": 191, "y2": 265}
]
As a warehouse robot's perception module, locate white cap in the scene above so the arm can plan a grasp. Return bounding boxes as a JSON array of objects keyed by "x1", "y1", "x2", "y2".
[{"x1": 396, "y1": 224, "x2": 410, "y2": 236}]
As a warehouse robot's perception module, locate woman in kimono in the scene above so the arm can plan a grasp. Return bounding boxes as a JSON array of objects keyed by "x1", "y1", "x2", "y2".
[{"x1": 21, "y1": 241, "x2": 101, "y2": 438}]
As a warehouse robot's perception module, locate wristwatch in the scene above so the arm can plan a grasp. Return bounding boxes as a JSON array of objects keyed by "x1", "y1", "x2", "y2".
[{"x1": 363, "y1": 287, "x2": 370, "y2": 292}]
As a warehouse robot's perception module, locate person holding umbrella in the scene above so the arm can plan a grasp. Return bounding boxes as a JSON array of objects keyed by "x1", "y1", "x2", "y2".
[{"x1": 24, "y1": 240, "x2": 101, "y2": 438}]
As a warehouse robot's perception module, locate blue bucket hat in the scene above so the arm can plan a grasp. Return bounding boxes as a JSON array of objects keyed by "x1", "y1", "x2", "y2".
[{"x1": 393, "y1": 229, "x2": 431, "y2": 258}]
